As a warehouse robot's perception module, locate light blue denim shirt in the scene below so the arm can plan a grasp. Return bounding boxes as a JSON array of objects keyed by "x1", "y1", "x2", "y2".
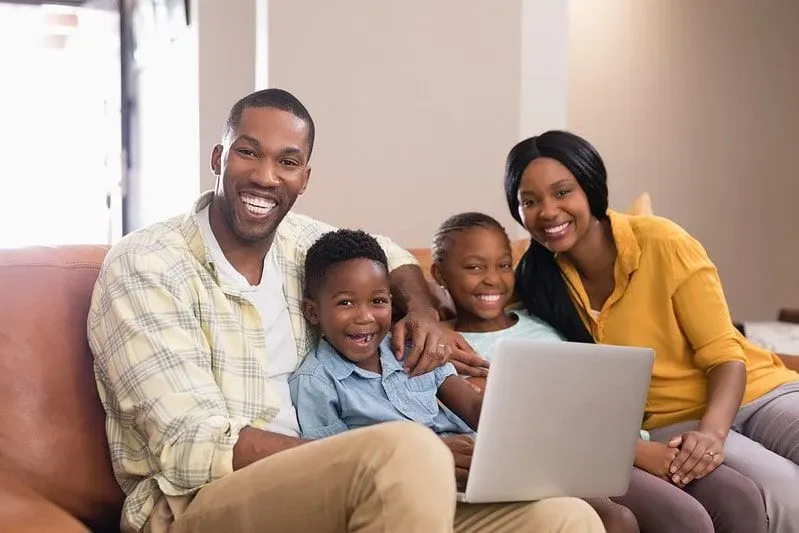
[{"x1": 289, "y1": 336, "x2": 474, "y2": 440}]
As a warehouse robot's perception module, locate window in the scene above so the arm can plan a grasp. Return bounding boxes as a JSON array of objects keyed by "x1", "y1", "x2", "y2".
[{"x1": 0, "y1": 1, "x2": 122, "y2": 248}]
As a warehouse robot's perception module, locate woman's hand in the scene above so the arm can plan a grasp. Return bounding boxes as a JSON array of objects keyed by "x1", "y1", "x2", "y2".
[
  {"x1": 668, "y1": 430, "x2": 725, "y2": 487},
  {"x1": 634, "y1": 440, "x2": 679, "y2": 480}
]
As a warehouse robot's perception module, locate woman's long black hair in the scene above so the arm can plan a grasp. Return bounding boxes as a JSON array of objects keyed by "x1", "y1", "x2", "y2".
[{"x1": 504, "y1": 131, "x2": 609, "y2": 343}]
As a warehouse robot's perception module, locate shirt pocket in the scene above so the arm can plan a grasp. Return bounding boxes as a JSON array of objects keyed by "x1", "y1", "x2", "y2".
[{"x1": 405, "y1": 373, "x2": 440, "y2": 415}]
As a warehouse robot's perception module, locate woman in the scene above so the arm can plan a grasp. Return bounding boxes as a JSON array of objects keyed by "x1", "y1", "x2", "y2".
[{"x1": 504, "y1": 131, "x2": 798, "y2": 533}]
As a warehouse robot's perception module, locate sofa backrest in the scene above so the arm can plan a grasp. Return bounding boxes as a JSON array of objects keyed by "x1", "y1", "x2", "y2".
[{"x1": 0, "y1": 245, "x2": 123, "y2": 532}]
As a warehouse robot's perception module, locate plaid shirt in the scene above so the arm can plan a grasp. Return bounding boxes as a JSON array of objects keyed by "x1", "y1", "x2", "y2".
[{"x1": 88, "y1": 192, "x2": 418, "y2": 532}]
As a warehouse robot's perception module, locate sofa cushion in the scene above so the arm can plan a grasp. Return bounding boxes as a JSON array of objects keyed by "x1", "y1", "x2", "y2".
[{"x1": 0, "y1": 245, "x2": 123, "y2": 532}]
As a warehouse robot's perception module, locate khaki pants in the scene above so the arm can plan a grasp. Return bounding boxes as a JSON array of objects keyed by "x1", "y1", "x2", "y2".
[{"x1": 148, "y1": 422, "x2": 603, "y2": 533}]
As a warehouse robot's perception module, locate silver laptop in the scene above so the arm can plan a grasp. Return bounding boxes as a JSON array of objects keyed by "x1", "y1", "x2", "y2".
[{"x1": 457, "y1": 338, "x2": 654, "y2": 503}]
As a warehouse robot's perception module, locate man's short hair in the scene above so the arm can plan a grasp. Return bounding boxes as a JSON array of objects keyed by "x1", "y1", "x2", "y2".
[
  {"x1": 304, "y1": 229, "x2": 388, "y2": 299},
  {"x1": 224, "y1": 88, "x2": 316, "y2": 157}
]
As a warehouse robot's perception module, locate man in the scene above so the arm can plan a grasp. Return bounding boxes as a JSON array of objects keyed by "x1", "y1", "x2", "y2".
[{"x1": 89, "y1": 88, "x2": 604, "y2": 533}]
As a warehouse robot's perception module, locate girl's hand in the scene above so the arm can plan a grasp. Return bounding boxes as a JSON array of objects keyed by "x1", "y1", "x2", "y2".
[
  {"x1": 465, "y1": 376, "x2": 486, "y2": 394},
  {"x1": 634, "y1": 440, "x2": 679, "y2": 480}
]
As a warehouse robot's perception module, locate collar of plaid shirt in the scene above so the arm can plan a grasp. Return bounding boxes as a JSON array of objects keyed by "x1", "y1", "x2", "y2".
[{"x1": 181, "y1": 191, "x2": 318, "y2": 356}]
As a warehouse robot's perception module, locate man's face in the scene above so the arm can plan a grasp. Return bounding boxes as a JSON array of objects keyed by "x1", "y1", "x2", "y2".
[{"x1": 211, "y1": 107, "x2": 311, "y2": 244}]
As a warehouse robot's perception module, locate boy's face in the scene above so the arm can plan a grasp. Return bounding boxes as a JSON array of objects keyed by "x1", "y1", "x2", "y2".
[{"x1": 304, "y1": 258, "x2": 392, "y2": 365}]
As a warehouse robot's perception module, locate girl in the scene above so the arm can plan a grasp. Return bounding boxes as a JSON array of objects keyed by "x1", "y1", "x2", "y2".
[
  {"x1": 431, "y1": 211, "x2": 767, "y2": 533},
  {"x1": 504, "y1": 130, "x2": 797, "y2": 532}
]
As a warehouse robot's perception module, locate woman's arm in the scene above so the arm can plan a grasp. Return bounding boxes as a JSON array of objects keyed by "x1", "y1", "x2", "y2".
[
  {"x1": 697, "y1": 361, "x2": 746, "y2": 439},
  {"x1": 667, "y1": 360, "x2": 746, "y2": 486},
  {"x1": 666, "y1": 236, "x2": 748, "y2": 484}
]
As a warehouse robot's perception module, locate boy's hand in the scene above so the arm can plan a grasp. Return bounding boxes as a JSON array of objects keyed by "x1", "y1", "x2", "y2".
[
  {"x1": 634, "y1": 440, "x2": 678, "y2": 481},
  {"x1": 440, "y1": 434, "x2": 474, "y2": 484}
]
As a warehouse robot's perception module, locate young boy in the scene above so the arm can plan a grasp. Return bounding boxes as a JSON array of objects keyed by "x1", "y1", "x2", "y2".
[{"x1": 289, "y1": 228, "x2": 482, "y2": 443}]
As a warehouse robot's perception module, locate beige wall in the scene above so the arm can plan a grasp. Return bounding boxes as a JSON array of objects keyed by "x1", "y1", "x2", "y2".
[
  {"x1": 197, "y1": 0, "x2": 263, "y2": 193},
  {"x1": 208, "y1": 0, "x2": 798, "y2": 319},
  {"x1": 268, "y1": 0, "x2": 522, "y2": 249},
  {"x1": 569, "y1": 0, "x2": 799, "y2": 320}
]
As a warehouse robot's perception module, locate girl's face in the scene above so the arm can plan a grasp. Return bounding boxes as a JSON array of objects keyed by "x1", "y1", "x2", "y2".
[
  {"x1": 433, "y1": 227, "x2": 515, "y2": 324},
  {"x1": 516, "y1": 157, "x2": 593, "y2": 254}
]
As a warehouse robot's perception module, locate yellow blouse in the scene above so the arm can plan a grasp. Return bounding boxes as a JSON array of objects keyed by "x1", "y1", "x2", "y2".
[{"x1": 557, "y1": 210, "x2": 797, "y2": 429}]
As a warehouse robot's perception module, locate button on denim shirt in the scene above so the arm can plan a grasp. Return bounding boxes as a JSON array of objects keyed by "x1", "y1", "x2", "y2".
[{"x1": 289, "y1": 336, "x2": 473, "y2": 440}]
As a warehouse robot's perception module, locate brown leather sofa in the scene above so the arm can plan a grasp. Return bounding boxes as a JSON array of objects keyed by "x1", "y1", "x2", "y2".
[
  {"x1": 1, "y1": 245, "x2": 798, "y2": 532},
  {"x1": 0, "y1": 246, "x2": 123, "y2": 533}
]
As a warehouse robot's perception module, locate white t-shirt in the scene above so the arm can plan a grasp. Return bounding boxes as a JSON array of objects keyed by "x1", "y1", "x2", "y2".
[{"x1": 198, "y1": 206, "x2": 300, "y2": 436}]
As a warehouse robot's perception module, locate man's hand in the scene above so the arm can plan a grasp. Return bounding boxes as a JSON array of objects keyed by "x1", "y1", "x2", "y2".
[
  {"x1": 232, "y1": 426, "x2": 305, "y2": 471},
  {"x1": 447, "y1": 331, "x2": 489, "y2": 378},
  {"x1": 427, "y1": 279, "x2": 456, "y2": 320},
  {"x1": 668, "y1": 430, "x2": 725, "y2": 487},
  {"x1": 392, "y1": 309, "x2": 451, "y2": 376},
  {"x1": 634, "y1": 440, "x2": 678, "y2": 481},
  {"x1": 440, "y1": 434, "x2": 474, "y2": 485}
]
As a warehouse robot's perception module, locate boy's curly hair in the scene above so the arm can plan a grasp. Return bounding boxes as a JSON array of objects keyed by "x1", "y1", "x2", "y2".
[{"x1": 304, "y1": 229, "x2": 388, "y2": 299}]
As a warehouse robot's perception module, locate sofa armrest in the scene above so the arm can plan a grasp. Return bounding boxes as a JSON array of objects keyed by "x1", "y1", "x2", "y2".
[
  {"x1": 0, "y1": 470, "x2": 89, "y2": 533},
  {"x1": 778, "y1": 308, "x2": 799, "y2": 324}
]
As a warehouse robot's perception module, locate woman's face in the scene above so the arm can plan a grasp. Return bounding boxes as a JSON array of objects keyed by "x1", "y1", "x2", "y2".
[{"x1": 516, "y1": 157, "x2": 593, "y2": 254}]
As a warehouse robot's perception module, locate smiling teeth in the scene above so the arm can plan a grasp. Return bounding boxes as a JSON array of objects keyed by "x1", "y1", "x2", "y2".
[
  {"x1": 544, "y1": 222, "x2": 570, "y2": 234},
  {"x1": 241, "y1": 193, "x2": 276, "y2": 215},
  {"x1": 349, "y1": 334, "x2": 374, "y2": 345},
  {"x1": 477, "y1": 294, "x2": 501, "y2": 302}
]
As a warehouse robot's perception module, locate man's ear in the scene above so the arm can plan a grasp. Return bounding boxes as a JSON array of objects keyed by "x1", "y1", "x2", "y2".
[
  {"x1": 430, "y1": 262, "x2": 445, "y2": 288},
  {"x1": 211, "y1": 144, "x2": 223, "y2": 176},
  {"x1": 299, "y1": 166, "x2": 311, "y2": 196},
  {"x1": 303, "y1": 297, "x2": 320, "y2": 325}
]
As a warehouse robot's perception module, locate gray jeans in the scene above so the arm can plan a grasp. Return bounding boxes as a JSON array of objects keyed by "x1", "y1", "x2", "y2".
[{"x1": 649, "y1": 382, "x2": 799, "y2": 533}]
